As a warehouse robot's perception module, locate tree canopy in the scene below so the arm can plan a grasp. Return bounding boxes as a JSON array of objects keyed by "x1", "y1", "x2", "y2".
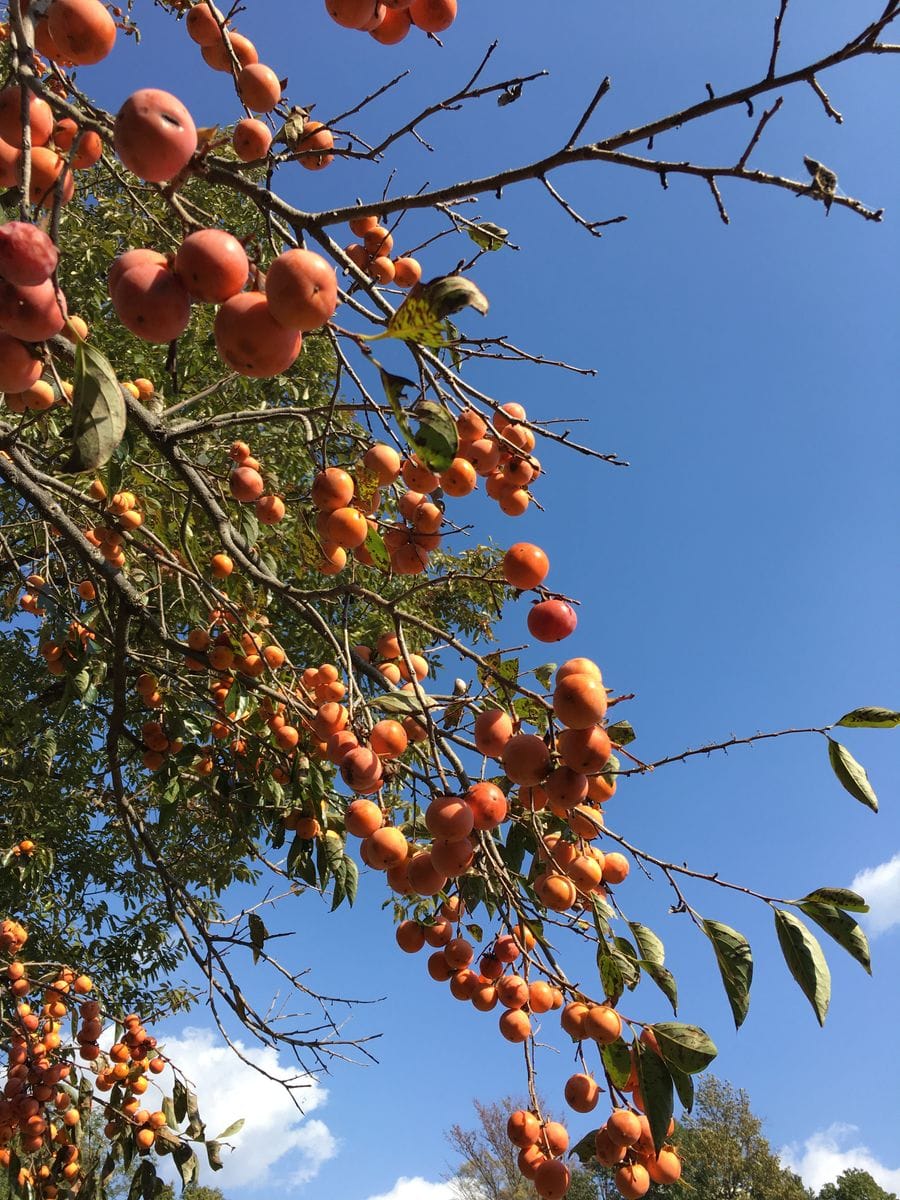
[
  {"x1": 819, "y1": 1171, "x2": 899, "y2": 1200},
  {"x1": 0, "y1": 1, "x2": 896, "y2": 1198}
]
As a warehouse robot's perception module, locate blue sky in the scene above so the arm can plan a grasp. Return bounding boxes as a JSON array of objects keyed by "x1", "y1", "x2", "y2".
[{"x1": 76, "y1": 2, "x2": 899, "y2": 1197}]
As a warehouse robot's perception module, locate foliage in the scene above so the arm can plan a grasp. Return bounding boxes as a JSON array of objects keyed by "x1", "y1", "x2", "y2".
[
  {"x1": 654, "y1": 1077, "x2": 812, "y2": 1200},
  {"x1": 0, "y1": 1, "x2": 896, "y2": 1199},
  {"x1": 818, "y1": 1171, "x2": 899, "y2": 1200}
]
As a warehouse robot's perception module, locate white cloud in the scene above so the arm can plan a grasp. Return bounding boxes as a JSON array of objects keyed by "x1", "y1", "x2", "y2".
[
  {"x1": 852, "y1": 853, "x2": 900, "y2": 936},
  {"x1": 153, "y1": 1026, "x2": 338, "y2": 1191},
  {"x1": 362, "y1": 1178, "x2": 457, "y2": 1200},
  {"x1": 780, "y1": 1124, "x2": 900, "y2": 1193}
]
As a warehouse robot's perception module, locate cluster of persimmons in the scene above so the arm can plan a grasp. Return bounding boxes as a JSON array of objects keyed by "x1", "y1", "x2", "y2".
[
  {"x1": 325, "y1": 0, "x2": 459, "y2": 43},
  {"x1": 0, "y1": 920, "x2": 174, "y2": 1198}
]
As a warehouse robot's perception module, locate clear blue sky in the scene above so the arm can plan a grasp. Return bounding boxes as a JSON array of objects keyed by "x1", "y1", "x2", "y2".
[{"x1": 81, "y1": 3, "x2": 899, "y2": 1196}]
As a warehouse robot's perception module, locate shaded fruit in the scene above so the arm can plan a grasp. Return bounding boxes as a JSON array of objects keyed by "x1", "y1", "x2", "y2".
[
  {"x1": 214, "y1": 293, "x2": 302, "y2": 378},
  {"x1": 265, "y1": 249, "x2": 338, "y2": 332}
]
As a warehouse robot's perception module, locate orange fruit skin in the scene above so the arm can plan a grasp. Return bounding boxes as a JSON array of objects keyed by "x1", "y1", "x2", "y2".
[
  {"x1": 507, "y1": 1109, "x2": 541, "y2": 1148},
  {"x1": 47, "y1": 0, "x2": 117, "y2": 65},
  {"x1": 0, "y1": 86, "x2": 54, "y2": 147},
  {"x1": 498, "y1": 1008, "x2": 531, "y2": 1043},
  {"x1": 237, "y1": 63, "x2": 282, "y2": 113},
  {"x1": 615, "y1": 1163, "x2": 651, "y2": 1199},
  {"x1": 409, "y1": 0, "x2": 457, "y2": 32},
  {"x1": 214, "y1": 293, "x2": 302, "y2": 378},
  {"x1": 175, "y1": 228, "x2": 249, "y2": 304},
  {"x1": 527, "y1": 599, "x2": 577, "y2": 643},
  {"x1": 503, "y1": 542, "x2": 549, "y2": 589},
  {"x1": 114, "y1": 89, "x2": 198, "y2": 184},
  {"x1": 647, "y1": 1148, "x2": 683, "y2": 1186},
  {"x1": 201, "y1": 30, "x2": 258, "y2": 71},
  {"x1": 395, "y1": 921, "x2": 426, "y2": 953},
  {"x1": 186, "y1": 2, "x2": 224, "y2": 46},
  {"x1": 265, "y1": 249, "x2": 339, "y2": 333},
  {"x1": 501, "y1": 733, "x2": 550, "y2": 786},
  {"x1": 233, "y1": 118, "x2": 273, "y2": 161},
  {"x1": 553, "y1": 673, "x2": 608, "y2": 729},
  {"x1": 564, "y1": 1072, "x2": 601, "y2": 1113}
]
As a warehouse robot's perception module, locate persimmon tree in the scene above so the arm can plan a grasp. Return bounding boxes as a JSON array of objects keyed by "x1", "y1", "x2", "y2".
[{"x1": 0, "y1": 1, "x2": 897, "y2": 1198}]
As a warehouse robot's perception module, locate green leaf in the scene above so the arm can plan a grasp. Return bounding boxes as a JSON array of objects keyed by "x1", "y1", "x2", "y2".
[
  {"x1": 835, "y1": 706, "x2": 900, "y2": 729},
  {"x1": 513, "y1": 695, "x2": 549, "y2": 731},
  {"x1": 239, "y1": 507, "x2": 260, "y2": 548},
  {"x1": 635, "y1": 1043, "x2": 675, "y2": 1154},
  {"x1": 799, "y1": 887, "x2": 869, "y2": 913},
  {"x1": 532, "y1": 663, "x2": 557, "y2": 689},
  {"x1": 288, "y1": 834, "x2": 316, "y2": 885},
  {"x1": 172, "y1": 1079, "x2": 187, "y2": 1125},
  {"x1": 702, "y1": 919, "x2": 753, "y2": 1029},
  {"x1": 377, "y1": 367, "x2": 417, "y2": 435},
  {"x1": 570, "y1": 1129, "x2": 600, "y2": 1165},
  {"x1": 383, "y1": 274, "x2": 489, "y2": 346},
  {"x1": 410, "y1": 400, "x2": 459, "y2": 473},
  {"x1": 331, "y1": 849, "x2": 359, "y2": 911},
  {"x1": 368, "y1": 690, "x2": 436, "y2": 717},
  {"x1": 640, "y1": 961, "x2": 678, "y2": 1013},
  {"x1": 478, "y1": 654, "x2": 520, "y2": 693},
  {"x1": 773, "y1": 908, "x2": 831, "y2": 1026},
  {"x1": 598, "y1": 950, "x2": 624, "y2": 1005},
  {"x1": 607, "y1": 720, "x2": 636, "y2": 747},
  {"x1": 467, "y1": 221, "x2": 509, "y2": 252},
  {"x1": 827, "y1": 738, "x2": 878, "y2": 812},
  {"x1": 342, "y1": 854, "x2": 359, "y2": 907},
  {"x1": 184, "y1": 1084, "x2": 205, "y2": 1140},
  {"x1": 798, "y1": 902, "x2": 871, "y2": 974},
  {"x1": 64, "y1": 339, "x2": 128, "y2": 472},
  {"x1": 139, "y1": 1159, "x2": 158, "y2": 1200},
  {"x1": 34, "y1": 728, "x2": 57, "y2": 775},
  {"x1": 247, "y1": 913, "x2": 268, "y2": 964},
  {"x1": 502, "y1": 821, "x2": 531, "y2": 874},
  {"x1": 127, "y1": 1165, "x2": 144, "y2": 1200},
  {"x1": 628, "y1": 922, "x2": 665, "y2": 966},
  {"x1": 600, "y1": 1039, "x2": 633, "y2": 1090},
  {"x1": 651, "y1": 1023, "x2": 718, "y2": 1074},
  {"x1": 71, "y1": 667, "x2": 91, "y2": 696},
  {"x1": 363, "y1": 525, "x2": 390, "y2": 571},
  {"x1": 214, "y1": 1118, "x2": 246, "y2": 1140},
  {"x1": 669, "y1": 1062, "x2": 695, "y2": 1112}
]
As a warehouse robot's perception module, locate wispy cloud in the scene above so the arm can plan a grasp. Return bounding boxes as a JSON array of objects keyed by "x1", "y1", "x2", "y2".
[
  {"x1": 780, "y1": 1123, "x2": 900, "y2": 1192},
  {"x1": 852, "y1": 852, "x2": 900, "y2": 936}
]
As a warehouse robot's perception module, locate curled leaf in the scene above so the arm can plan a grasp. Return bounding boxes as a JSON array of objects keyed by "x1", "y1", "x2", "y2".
[
  {"x1": 774, "y1": 908, "x2": 830, "y2": 1026},
  {"x1": 702, "y1": 919, "x2": 753, "y2": 1029},
  {"x1": 827, "y1": 738, "x2": 878, "y2": 812},
  {"x1": 799, "y1": 887, "x2": 868, "y2": 913},
  {"x1": 798, "y1": 901, "x2": 871, "y2": 974},
  {"x1": 64, "y1": 340, "x2": 127, "y2": 473},
  {"x1": 467, "y1": 221, "x2": 509, "y2": 252},
  {"x1": 382, "y1": 274, "x2": 489, "y2": 346},
  {"x1": 410, "y1": 400, "x2": 459, "y2": 473},
  {"x1": 835, "y1": 707, "x2": 900, "y2": 729}
]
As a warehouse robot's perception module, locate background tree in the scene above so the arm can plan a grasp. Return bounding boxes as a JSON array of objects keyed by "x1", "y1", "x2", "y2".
[
  {"x1": 818, "y1": 1171, "x2": 898, "y2": 1200},
  {"x1": 447, "y1": 1099, "x2": 600, "y2": 1200},
  {"x1": 659, "y1": 1076, "x2": 812, "y2": 1200}
]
